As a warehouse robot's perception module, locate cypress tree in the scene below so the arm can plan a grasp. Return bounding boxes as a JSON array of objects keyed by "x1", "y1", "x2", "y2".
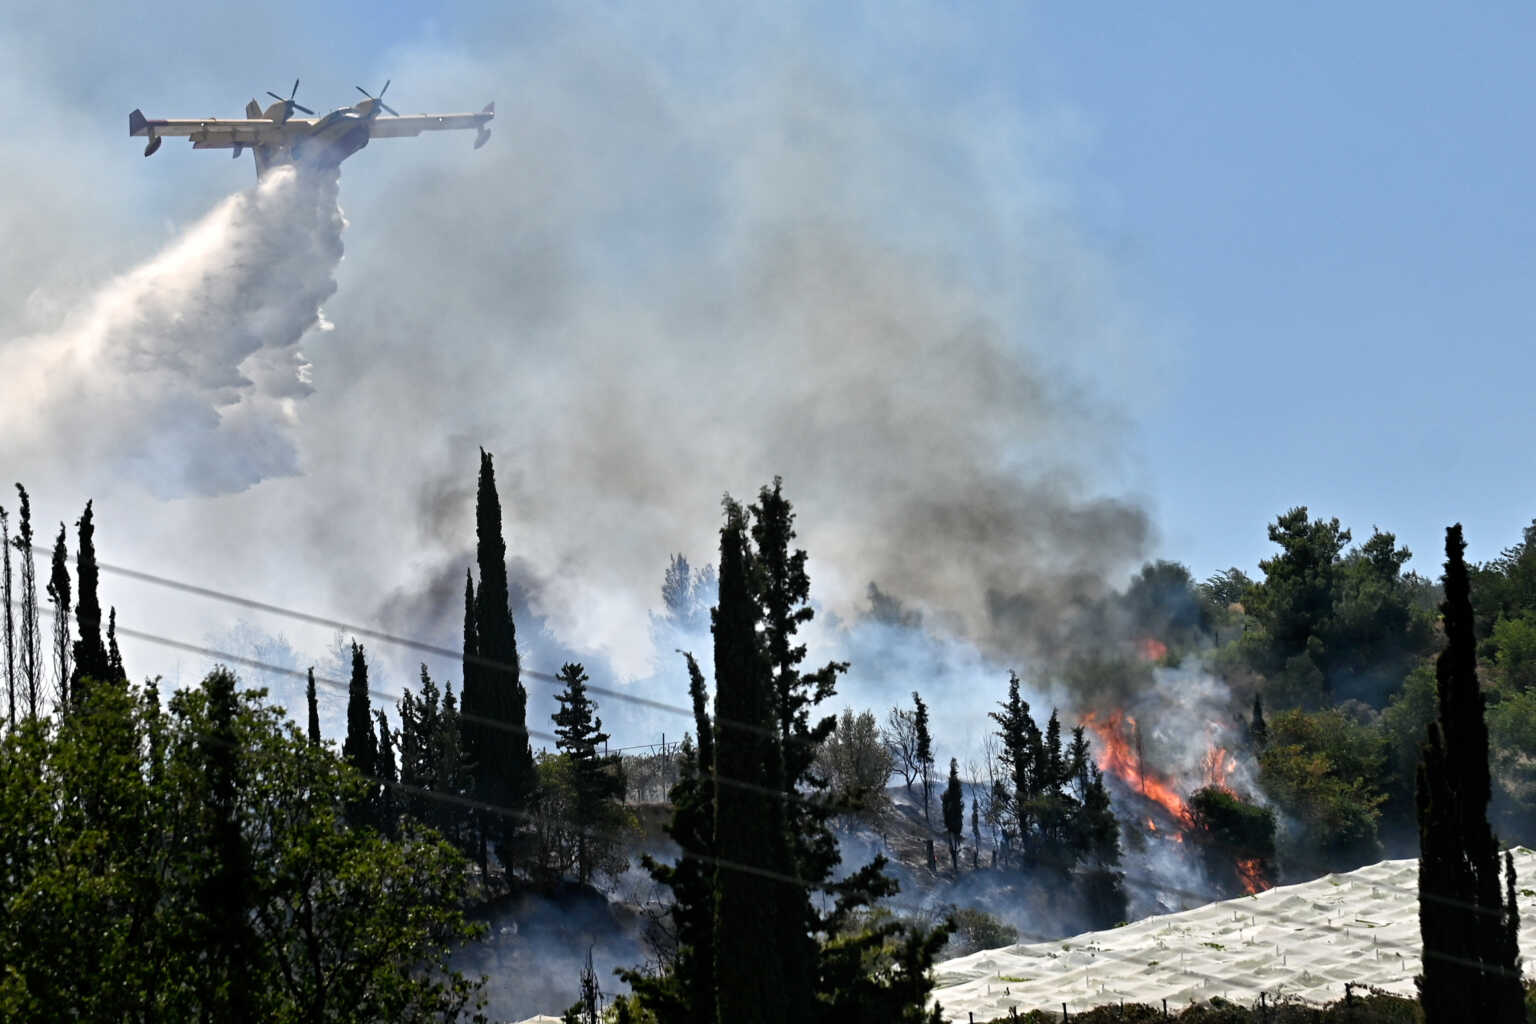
[
  {"x1": 1417, "y1": 524, "x2": 1524, "y2": 1022},
  {"x1": 913, "y1": 691, "x2": 933, "y2": 828},
  {"x1": 623, "y1": 651, "x2": 720, "y2": 1024},
  {"x1": 1, "y1": 504, "x2": 12, "y2": 730},
  {"x1": 1251, "y1": 693, "x2": 1268, "y2": 749},
  {"x1": 13, "y1": 485, "x2": 39, "y2": 720},
  {"x1": 196, "y1": 668, "x2": 257, "y2": 1023},
  {"x1": 70, "y1": 501, "x2": 109, "y2": 695},
  {"x1": 476, "y1": 448, "x2": 537, "y2": 859},
  {"x1": 341, "y1": 641, "x2": 376, "y2": 826},
  {"x1": 713, "y1": 497, "x2": 789, "y2": 1024},
  {"x1": 306, "y1": 667, "x2": 320, "y2": 746},
  {"x1": 941, "y1": 758, "x2": 963, "y2": 871},
  {"x1": 464, "y1": 450, "x2": 534, "y2": 877},
  {"x1": 105, "y1": 607, "x2": 124, "y2": 683},
  {"x1": 45, "y1": 524, "x2": 70, "y2": 710},
  {"x1": 375, "y1": 708, "x2": 398, "y2": 835}
]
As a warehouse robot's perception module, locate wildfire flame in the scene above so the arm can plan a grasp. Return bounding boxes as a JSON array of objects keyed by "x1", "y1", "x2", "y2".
[
  {"x1": 1080, "y1": 710, "x2": 1189, "y2": 824},
  {"x1": 1136, "y1": 636, "x2": 1169, "y2": 663},
  {"x1": 1202, "y1": 746, "x2": 1235, "y2": 793},
  {"x1": 1236, "y1": 857, "x2": 1268, "y2": 895}
]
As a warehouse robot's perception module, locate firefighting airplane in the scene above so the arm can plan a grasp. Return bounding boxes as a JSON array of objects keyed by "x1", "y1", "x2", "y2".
[{"x1": 129, "y1": 79, "x2": 493, "y2": 179}]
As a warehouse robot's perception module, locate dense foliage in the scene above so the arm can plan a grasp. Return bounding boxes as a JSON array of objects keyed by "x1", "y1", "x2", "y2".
[{"x1": 0, "y1": 670, "x2": 487, "y2": 1022}]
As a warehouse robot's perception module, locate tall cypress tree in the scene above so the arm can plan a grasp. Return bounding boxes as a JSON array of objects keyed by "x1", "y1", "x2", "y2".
[
  {"x1": 463, "y1": 450, "x2": 534, "y2": 877},
  {"x1": 45, "y1": 524, "x2": 70, "y2": 710},
  {"x1": 1, "y1": 504, "x2": 13, "y2": 729},
  {"x1": 713, "y1": 498, "x2": 789, "y2": 1024},
  {"x1": 1417, "y1": 524, "x2": 1523, "y2": 1022},
  {"x1": 105, "y1": 607, "x2": 124, "y2": 683},
  {"x1": 196, "y1": 667, "x2": 257, "y2": 1023},
  {"x1": 375, "y1": 708, "x2": 398, "y2": 835},
  {"x1": 624, "y1": 651, "x2": 718, "y2": 1024},
  {"x1": 913, "y1": 691, "x2": 933, "y2": 828},
  {"x1": 341, "y1": 641, "x2": 376, "y2": 826},
  {"x1": 70, "y1": 501, "x2": 110, "y2": 695},
  {"x1": 941, "y1": 759, "x2": 963, "y2": 871},
  {"x1": 306, "y1": 667, "x2": 321, "y2": 746},
  {"x1": 13, "y1": 485, "x2": 39, "y2": 720}
]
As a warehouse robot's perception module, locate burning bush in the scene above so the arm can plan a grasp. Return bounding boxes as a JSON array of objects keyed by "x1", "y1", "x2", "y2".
[{"x1": 1186, "y1": 786, "x2": 1277, "y2": 895}]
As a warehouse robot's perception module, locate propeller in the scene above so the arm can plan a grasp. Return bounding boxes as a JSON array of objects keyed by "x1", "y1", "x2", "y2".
[
  {"x1": 355, "y1": 80, "x2": 399, "y2": 116},
  {"x1": 266, "y1": 78, "x2": 315, "y2": 117}
]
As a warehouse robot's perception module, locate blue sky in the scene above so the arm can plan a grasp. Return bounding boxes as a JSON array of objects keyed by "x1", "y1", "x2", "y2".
[
  {"x1": 4, "y1": 2, "x2": 1535, "y2": 705},
  {"x1": 1012, "y1": 5, "x2": 1536, "y2": 576}
]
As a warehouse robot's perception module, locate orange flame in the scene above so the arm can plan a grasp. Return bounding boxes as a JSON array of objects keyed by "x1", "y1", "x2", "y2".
[
  {"x1": 1080, "y1": 710, "x2": 1189, "y2": 824},
  {"x1": 1136, "y1": 637, "x2": 1169, "y2": 663},
  {"x1": 1236, "y1": 858, "x2": 1269, "y2": 894},
  {"x1": 1202, "y1": 746, "x2": 1235, "y2": 792}
]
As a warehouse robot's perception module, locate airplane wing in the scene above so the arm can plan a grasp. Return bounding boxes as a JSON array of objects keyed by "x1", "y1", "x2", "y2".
[
  {"x1": 129, "y1": 110, "x2": 311, "y2": 147},
  {"x1": 368, "y1": 103, "x2": 494, "y2": 140}
]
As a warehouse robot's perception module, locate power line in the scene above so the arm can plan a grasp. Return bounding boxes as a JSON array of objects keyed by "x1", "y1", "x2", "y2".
[
  {"x1": 7, "y1": 593, "x2": 1458, "y2": 901},
  {"x1": 5, "y1": 624, "x2": 1513, "y2": 1013},
  {"x1": 10, "y1": 571, "x2": 1515, "y2": 997}
]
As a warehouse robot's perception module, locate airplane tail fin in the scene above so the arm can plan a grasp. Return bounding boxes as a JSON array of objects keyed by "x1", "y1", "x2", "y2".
[
  {"x1": 246, "y1": 98, "x2": 262, "y2": 119},
  {"x1": 129, "y1": 109, "x2": 148, "y2": 136},
  {"x1": 481, "y1": 101, "x2": 495, "y2": 115}
]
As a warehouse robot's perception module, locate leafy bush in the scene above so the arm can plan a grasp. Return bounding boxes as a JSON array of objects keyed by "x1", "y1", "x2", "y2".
[{"x1": 941, "y1": 905, "x2": 1018, "y2": 958}]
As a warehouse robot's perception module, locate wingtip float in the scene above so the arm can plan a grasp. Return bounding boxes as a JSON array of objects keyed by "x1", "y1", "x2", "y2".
[{"x1": 129, "y1": 79, "x2": 494, "y2": 179}]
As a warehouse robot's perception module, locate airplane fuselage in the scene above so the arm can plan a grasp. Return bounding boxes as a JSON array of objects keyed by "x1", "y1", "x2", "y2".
[
  {"x1": 130, "y1": 88, "x2": 494, "y2": 180},
  {"x1": 254, "y1": 106, "x2": 375, "y2": 177}
]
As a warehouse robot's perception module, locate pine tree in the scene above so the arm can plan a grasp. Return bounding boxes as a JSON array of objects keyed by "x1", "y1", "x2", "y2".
[
  {"x1": 436, "y1": 681, "x2": 471, "y2": 849},
  {"x1": 45, "y1": 524, "x2": 70, "y2": 711},
  {"x1": 913, "y1": 691, "x2": 933, "y2": 828},
  {"x1": 70, "y1": 501, "x2": 110, "y2": 695},
  {"x1": 1251, "y1": 692, "x2": 1268, "y2": 749},
  {"x1": 306, "y1": 667, "x2": 320, "y2": 746},
  {"x1": 941, "y1": 758, "x2": 964, "y2": 871},
  {"x1": 12, "y1": 485, "x2": 39, "y2": 720},
  {"x1": 1, "y1": 504, "x2": 13, "y2": 730},
  {"x1": 397, "y1": 665, "x2": 443, "y2": 821},
  {"x1": 745, "y1": 480, "x2": 942, "y2": 1023},
  {"x1": 712, "y1": 497, "x2": 789, "y2": 1024},
  {"x1": 632, "y1": 485, "x2": 948, "y2": 1024},
  {"x1": 341, "y1": 641, "x2": 376, "y2": 826},
  {"x1": 552, "y1": 662, "x2": 625, "y2": 884},
  {"x1": 988, "y1": 673, "x2": 1033, "y2": 868},
  {"x1": 1417, "y1": 524, "x2": 1524, "y2": 1022}
]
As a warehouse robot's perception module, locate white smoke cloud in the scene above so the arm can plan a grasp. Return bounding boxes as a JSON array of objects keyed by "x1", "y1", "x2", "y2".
[{"x1": 1, "y1": 164, "x2": 344, "y2": 498}]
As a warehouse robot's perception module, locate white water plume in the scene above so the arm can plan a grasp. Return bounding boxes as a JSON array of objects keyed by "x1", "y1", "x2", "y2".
[{"x1": 1, "y1": 164, "x2": 344, "y2": 498}]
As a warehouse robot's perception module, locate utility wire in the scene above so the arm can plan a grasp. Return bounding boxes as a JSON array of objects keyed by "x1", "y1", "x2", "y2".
[
  {"x1": 10, "y1": 578, "x2": 1522, "y2": 992},
  {"x1": 6, "y1": 622, "x2": 1521, "y2": 1009}
]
